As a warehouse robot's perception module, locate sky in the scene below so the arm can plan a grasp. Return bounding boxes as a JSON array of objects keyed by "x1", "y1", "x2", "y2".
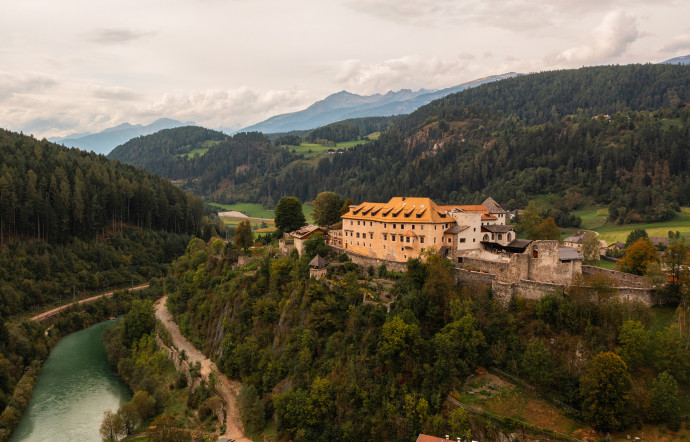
[{"x1": 1, "y1": 0, "x2": 689, "y2": 139}]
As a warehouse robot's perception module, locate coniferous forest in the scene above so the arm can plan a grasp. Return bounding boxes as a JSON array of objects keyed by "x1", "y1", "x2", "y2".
[{"x1": 107, "y1": 64, "x2": 690, "y2": 224}]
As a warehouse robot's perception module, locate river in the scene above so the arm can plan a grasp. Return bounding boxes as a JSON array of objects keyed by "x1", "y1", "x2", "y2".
[{"x1": 10, "y1": 320, "x2": 132, "y2": 442}]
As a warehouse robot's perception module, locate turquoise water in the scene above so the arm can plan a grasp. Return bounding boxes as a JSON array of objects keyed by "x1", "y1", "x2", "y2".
[{"x1": 10, "y1": 320, "x2": 132, "y2": 442}]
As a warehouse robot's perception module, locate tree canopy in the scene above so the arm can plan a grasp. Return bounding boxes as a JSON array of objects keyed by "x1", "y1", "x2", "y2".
[
  {"x1": 311, "y1": 192, "x2": 345, "y2": 227},
  {"x1": 274, "y1": 197, "x2": 306, "y2": 233}
]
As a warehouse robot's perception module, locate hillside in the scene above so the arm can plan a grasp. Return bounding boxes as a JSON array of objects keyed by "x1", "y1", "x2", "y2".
[
  {"x1": 240, "y1": 73, "x2": 517, "y2": 134},
  {"x1": 160, "y1": 236, "x2": 690, "y2": 441},
  {"x1": 661, "y1": 54, "x2": 690, "y2": 65},
  {"x1": 0, "y1": 128, "x2": 210, "y2": 317},
  {"x1": 50, "y1": 118, "x2": 191, "y2": 155},
  {"x1": 105, "y1": 64, "x2": 690, "y2": 225}
]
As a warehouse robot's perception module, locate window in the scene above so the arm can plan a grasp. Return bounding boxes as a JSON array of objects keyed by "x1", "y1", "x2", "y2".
[
  {"x1": 434, "y1": 225, "x2": 437, "y2": 230},
  {"x1": 498, "y1": 234, "x2": 503, "y2": 240},
  {"x1": 383, "y1": 234, "x2": 387, "y2": 240},
  {"x1": 473, "y1": 227, "x2": 476, "y2": 231},
  {"x1": 507, "y1": 233, "x2": 512, "y2": 241},
  {"x1": 400, "y1": 224, "x2": 404, "y2": 229},
  {"x1": 491, "y1": 234, "x2": 495, "y2": 240},
  {"x1": 356, "y1": 232, "x2": 360, "y2": 238},
  {"x1": 447, "y1": 238, "x2": 451, "y2": 243},
  {"x1": 350, "y1": 220, "x2": 353, "y2": 226},
  {"x1": 457, "y1": 257, "x2": 463, "y2": 263},
  {"x1": 369, "y1": 243, "x2": 372, "y2": 248},
  {"x1": 406, "y1": 237, "x2": 410, "y2": 243},
  {"x1": 392, "y1": 235, "x2": 396, "y2": 242},
  {"x1": 483, "y1": 234, "x2": 489, "y2": 241},
  {"x1": 460, "y1": 238, "x2": 466, "y2": 243},
  {"x1": 473, "y1": 238, "x2": 476, "y2": 242},
  {"x1": 369, "y1": 221, "x2": 372, "y2": 226},
  {"x1": 420, "y1": 236, "x2": 425, "y2": 244},
  {"x1": 533, "y1": 247, "x2": 539, "y2": 258},
  {"x1": 393, "y1": 224, "x2": 396, "y2": 229},
  {"x1": 369, "y1": 233, "x2": 373, "y2": 239},
  {"x1": 384, "y1": 223, "x2": 387, "y2": 228},
  {"x1": 357, "y1": 220, "x2": 360, "y2": 225},
  {"x1": 434, "y1": 238, "x2": 436, "y2": 243}
]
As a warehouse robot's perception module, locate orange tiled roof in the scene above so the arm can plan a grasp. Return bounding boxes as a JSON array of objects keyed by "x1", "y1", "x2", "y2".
[
  {"x1": 440, "y1": 204, "x2": 498, "y2": 220},
  {"x1": 342, "y1": 197, "x2": 451, "y2": 223}
]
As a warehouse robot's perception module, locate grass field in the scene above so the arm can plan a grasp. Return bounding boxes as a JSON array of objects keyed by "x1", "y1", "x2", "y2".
[
  {"x1": 282, "y1": 139, "x2": 370, "y2": 158},
  {"x1": 562, "y1": 206, "x2": 690, "y2": 244},
  {"x1": 455, "y1": 370, "x2": 582, "y2": 437},
  {"x1": 177, "y1": 140, "x2": 220, "y2": 158},
  {"x1": 208, "y1": 202, "x2": 315, "y2": 224}
]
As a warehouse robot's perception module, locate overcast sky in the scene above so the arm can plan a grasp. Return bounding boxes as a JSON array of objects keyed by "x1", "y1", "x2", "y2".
[{"x1": 2, "y1": 0, "x2": 689, "y2": 138}]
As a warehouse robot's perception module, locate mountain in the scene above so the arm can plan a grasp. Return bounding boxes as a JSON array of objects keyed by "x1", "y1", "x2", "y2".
[
  {"x1": 660, "y1": 54, "x2": 690, "y2": 65},
  {"x1": 49, "y1": 118, "x2": 192, "y2": 155},
  {"x1": 240, "y1": 73, "x2": 518, "y2": 134}
]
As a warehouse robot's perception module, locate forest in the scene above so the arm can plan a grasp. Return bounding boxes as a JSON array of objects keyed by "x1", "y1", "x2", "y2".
[
  {"x1": 164, "y1": 236, "x2": 690, "y2": 441},
  {"x1": 105, "y1": 64, "x2": 690, "y2": 224},
  {"x1": 0, "y1": 129, "x2": 216, "y2": 440}
]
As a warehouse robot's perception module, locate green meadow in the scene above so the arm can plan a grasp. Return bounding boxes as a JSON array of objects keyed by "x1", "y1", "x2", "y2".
[
  {"x1": 281, "y1": 138, "x2": 372, "y2": 158},
  {"x1": 176, "y1": 140, "x2": 221, "y2": 158},
  {"x1": 208, "y1": 202, "x2": 315, "y2": 224},
  {"x1": 563, "y1": 206, "x2": 690, "y2": 244}
]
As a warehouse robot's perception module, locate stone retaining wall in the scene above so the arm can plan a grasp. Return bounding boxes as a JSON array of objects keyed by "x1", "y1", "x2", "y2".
[
  {"x1": 340, "y1": 249, "x2": 407, "y2": 273},
  {"x1": 582, "y1": 265, "x2": 652, "y2": 289}
]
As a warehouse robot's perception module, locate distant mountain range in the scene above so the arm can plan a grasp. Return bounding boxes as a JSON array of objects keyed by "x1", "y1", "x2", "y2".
[
  {"x1": 660, "y1": 54, "x2": 690, "y2": 65},
  {"x1": 49, "y1": 118, "x2": 192, "y2": 155},
  {"x1": 239, "y1": 73, "x2": 519, "y2": 134}
]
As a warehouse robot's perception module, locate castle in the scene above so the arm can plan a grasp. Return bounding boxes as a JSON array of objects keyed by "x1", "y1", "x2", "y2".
[{"x1": 303, "y1": 196, "x2": 656, "y2": 305}]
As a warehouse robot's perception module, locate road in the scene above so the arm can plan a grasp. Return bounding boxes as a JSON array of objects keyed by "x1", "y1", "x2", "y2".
[
  {"x1": 154, "y1": 296, "x2": 250, "y2": 442},
  {"x1": 30, "y1": 284, "x2": 150, "y2": 322}
]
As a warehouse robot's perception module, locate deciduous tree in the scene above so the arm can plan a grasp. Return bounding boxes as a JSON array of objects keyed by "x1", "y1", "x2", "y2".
[
  {"x1": 580, "y1": 352, "x2": 632, "y2": 432},
  {"x1": 274, "y1": 196, "x2": 306, "y2": 233},
  {"x1": 234, "y1": 220, "x2": 254, "y2": 252},
  {"x1": 619, "y1": 238, "x2": 658, "y2": 275},
  {"x1": 312, "y1": 191, "x2": 345, "y2": 226}
]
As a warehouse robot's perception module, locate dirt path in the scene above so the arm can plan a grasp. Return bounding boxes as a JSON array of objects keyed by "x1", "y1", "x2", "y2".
[
  {"x1": 30, "y1": 284, "x2": 150, "y2": 322},
  {"x1": 154, "y1": 296, "x2": 250, "y2": 442}
]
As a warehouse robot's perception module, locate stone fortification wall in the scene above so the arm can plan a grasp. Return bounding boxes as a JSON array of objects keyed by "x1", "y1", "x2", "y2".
[
  {"x1": 461, "y1": 258, "x2": 511, "y2": 280},
  {"x1": 491, "y1": 280, "x2": 563, "y2": 304},
  {"x1": 454, "y1": 268, "x2": 496, "y2": 286},
  {"x1": 582, "y1": 265, "x2": 652, "y2": 289},
  {"x1": 342, "y1": 250, "x2": 407, "y2": 273}
]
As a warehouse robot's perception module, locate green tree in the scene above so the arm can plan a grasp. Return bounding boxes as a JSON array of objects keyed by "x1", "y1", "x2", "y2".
[
  {"x1": 663, "y1": 242, "x2": 689, "y2": 297},
  {"x1": 580, "y1": 352, "x2": 633, "y2": 432},
  {"x1": 237, "y1": 383, "x2": 265, "y2": 433},
  {"x1": 130, "y1": 390, "x2": 157, "y2": 422},
  {"x1": 521, "y1": 339, "x2": 552, "y2": 387},
  {"x1": 122, "y1": 300, "x2": 155, "y2": 347},
  {"x1": 448, "y1": 407, "x2": 471, "y2": 440},
  {"x1": 650, "y1": 371, "x2": 680, "y2": 426},
  {"x1": 581, "y1": 231, "x2": 601, "y2": 263},
  {"x1": 618, "y1": 238, "x2": 658, "y2": 275},
  {"x1": 234, "y1": 220, "x2": 254, "y2": 252},
  {"x1": 274, "y1": 196, "x2": 306, "y2": 233},
  {"x1": 117, "y1": 401, "x2": 140, "y2": 434},
  {"x1": 312, "y1": 191, "x2": 345, "y2": 226},
  {"x1": 616, "y1": 320, "x2": 648, "y2": 370},
  {"x1": 532, "y1": 216, "x2": 561, "y2": 240},
  {"x1": 519, "y1": 200, "x2": 543, "y2": 238},
  {"x1": 625, "y1": 228, "x2": 648, "y2": 248},
  {"x1": 100, "y1": 409, "x2": 126, "y2": 441}
]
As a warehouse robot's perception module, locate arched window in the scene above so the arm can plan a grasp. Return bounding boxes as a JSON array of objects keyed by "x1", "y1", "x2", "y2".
[
  {"x1": 483, "y1": 234, "x2": 489, "y2": 241},
  {"x1": 507, "y1": 232, "x2": 512, "y2": 241},
  {"x1": 498, "y1": 234, "x2": 503, "y2": 240}
]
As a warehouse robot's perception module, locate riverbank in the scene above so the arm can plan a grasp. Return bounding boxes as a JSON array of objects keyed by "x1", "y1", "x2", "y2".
[
  {"x1": 0, "y1": 284, "x2": 161, "y2": 442},
  {"x1": 9, "y1": 320, "x2": 132, "y2": 442},
  {"x1": 154, "y1": 296, "x2": 250, "y2": 442}
]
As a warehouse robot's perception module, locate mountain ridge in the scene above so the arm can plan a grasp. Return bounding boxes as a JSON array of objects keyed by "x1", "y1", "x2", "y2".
[
  {"x1": 49, "y1": 117, "x2": 193, "y2": 155},
  {"x1": 239, "y1": 73, "x2": 518, "y2": 134}
]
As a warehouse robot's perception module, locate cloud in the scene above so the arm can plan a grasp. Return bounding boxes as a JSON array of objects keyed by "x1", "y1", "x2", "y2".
[
  {"x1": 87, "y1": 28, "x2": 155, "y2": 45},
  {"x1": 332, "y1": 55, "x2": 475, "y2": 94},
  {"x1": 134, "y1": 87, "x2": 311, "y2": 129},
  {"x1": 0, "y1": 72, "x2": 58, "y2": 101},
  {"x1": 91, "y1": 85, "x2": 141, "y2": 101},
  {"x1": 659, "y1": 34, "x2": 690, "y2": 53},
  {"x1": 345, "y1": 0, "x2": 460, "y2": 25},
  {"x1": 552, "y1": 10, "x2": 639, "y2": 65}
]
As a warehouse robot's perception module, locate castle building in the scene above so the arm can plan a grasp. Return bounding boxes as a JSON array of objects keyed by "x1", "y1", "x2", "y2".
[{"x1": 339, "y1": 196, "x2": 515, "y2": 263}]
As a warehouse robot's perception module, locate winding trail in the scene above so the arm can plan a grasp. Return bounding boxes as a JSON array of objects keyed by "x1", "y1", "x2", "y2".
[
  {"x1": 30, "y1": 284, "x2": 150, "y2": 322},
  {"x1": 154, "y1": 296, "x2": 250, "y2": 442}
]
